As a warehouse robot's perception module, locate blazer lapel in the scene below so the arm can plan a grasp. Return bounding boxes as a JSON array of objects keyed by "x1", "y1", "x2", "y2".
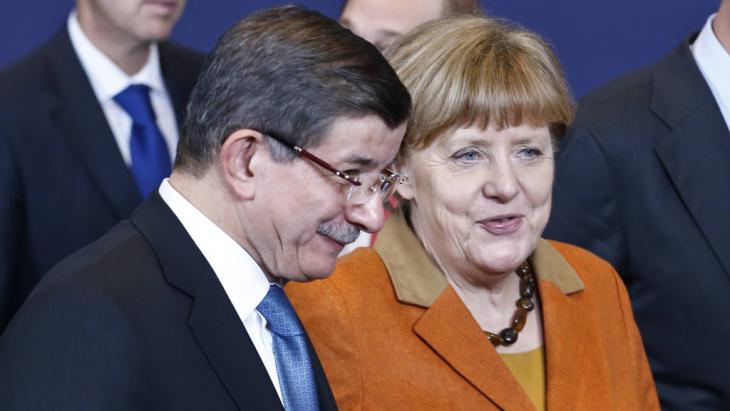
[
  {"x1": 414, "y1": 287, "x2": 535, "y2": 410},
  {"x1": 653, "y1": 42, "x2": 730, "y2": 280},
  {"x1": 45, "y1": 28, "x2": 140, "y2": 218},
  {"x1": 539, "y1": 282, "x2": 588, "y2": 411},
  {"x1": 132, "y1": 194, "x2": 283, "y2": 411}
]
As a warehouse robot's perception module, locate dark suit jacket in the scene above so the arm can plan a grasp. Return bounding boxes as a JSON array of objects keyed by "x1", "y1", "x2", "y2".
[
  {"x1": 0, "y1": 193, "x2": 337, "y2": 410},
  {"x1": 545, "y1": 35, "x2": 730, "y2": 409},
  {"x1": 0, "y1": 27, "x2": 203, "y2": 329}
]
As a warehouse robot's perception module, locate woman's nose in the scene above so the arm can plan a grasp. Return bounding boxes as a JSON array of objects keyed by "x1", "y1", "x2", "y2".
[{"x1": 482, "y1": 161, "x2": 520, "y2": 202}]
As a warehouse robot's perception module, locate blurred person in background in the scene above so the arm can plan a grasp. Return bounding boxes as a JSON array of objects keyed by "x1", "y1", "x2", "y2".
[
  {"x1": 546, "y1": 0, "x2": 730, "y2": 408},
  {"x1": 288, "y1": 14, "x2": 659, "y2": 410},
  {"x1": 0, "y1": 0, "x2": 204, "y2": 329}
]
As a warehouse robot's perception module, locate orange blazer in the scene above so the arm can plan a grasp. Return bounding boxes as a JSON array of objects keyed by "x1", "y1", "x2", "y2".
[{"x1": 287, "y1": 214, "x2": 659, "y2": 410}]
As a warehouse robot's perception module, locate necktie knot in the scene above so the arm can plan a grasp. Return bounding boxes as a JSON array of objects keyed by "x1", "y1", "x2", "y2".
[
  {"x1": 114, "y1": 84, "x2": 157, "y2": 125},
  {"x1": 257, "y1": 284, "x2": 306, "y2": 337},
  {"x1": 112, "y1": 83, "x2": 170, "y2": 198}
]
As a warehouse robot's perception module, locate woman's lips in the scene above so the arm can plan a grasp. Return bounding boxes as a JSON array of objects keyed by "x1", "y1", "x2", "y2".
[{"x1": 480, "y1": 215, "x2": 523, "y2": 235}]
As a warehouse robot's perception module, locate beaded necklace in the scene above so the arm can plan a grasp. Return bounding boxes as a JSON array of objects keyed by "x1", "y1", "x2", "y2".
[{"x1": 485, "y1": 261, "x2": 537, "y2": 347}]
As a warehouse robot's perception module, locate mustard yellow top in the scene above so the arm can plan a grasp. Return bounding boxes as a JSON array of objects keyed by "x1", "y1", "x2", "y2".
[{"x1": 499, "y1": 346, "x2": 546, "y2": 411}]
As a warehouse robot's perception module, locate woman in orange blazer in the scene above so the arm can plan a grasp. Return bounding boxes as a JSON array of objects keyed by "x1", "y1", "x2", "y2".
[{"x1": 287, "y1": 14, "x2": 659, "y2": 411}]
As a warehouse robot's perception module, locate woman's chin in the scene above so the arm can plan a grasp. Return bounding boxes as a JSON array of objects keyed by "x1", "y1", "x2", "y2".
[{"x1": 471, "y1": 247, "x2": 530, "y2": 275}]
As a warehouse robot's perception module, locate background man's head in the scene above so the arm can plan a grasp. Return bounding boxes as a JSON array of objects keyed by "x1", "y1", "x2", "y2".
[
  {"x1": 340, "y1": 0, "x2": 478, "y2": 50},
  {"x1": 175, "y1": 6, "x2": 411, "y2": 281}
]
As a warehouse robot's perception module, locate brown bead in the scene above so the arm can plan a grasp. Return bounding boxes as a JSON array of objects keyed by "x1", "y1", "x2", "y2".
[
  {"x1": 520, "y1": 281, "x2": 536, "y2": 299},
  {"x1": 486, "y1": 331, "x2": 501, "y2": 346},
  {"x1": 512, "y1": 308, "x2": 528, "y2": 331},
  {"x1": 516, "y1": 297, "x2": 535, "y2": 311}
]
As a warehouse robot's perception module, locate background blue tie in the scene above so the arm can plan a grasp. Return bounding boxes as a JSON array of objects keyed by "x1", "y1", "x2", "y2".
[
  {"x1": 257, "y1": 284, "x2": 320, "y2": 411},
  {"x1": 113, "y1": 84, "x2": 171, "y2": 198}
]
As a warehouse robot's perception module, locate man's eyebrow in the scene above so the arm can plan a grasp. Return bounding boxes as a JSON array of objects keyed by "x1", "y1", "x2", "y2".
[
  {"x1": 342, "y1": 152, "x2": 399, "y2": 171},
  {"x1": 341, "y1": 155, "x2": 375, "y2": 167}
]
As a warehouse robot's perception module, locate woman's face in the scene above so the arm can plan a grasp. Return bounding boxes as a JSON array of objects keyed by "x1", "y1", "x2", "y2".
[{"x1": 398, "y1": 123, "x2": 554, "y2": 284}]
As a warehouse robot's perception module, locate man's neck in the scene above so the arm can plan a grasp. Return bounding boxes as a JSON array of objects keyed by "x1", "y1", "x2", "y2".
[
  {"x1": 76, "y1": 13, "x2": 151, "y2": 75},
  {"x1": 713, "y1": 1, "x2": 730, "y2": 55}
]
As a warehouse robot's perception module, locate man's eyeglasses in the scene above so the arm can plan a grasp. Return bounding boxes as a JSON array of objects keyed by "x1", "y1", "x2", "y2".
[{"x1": 264, "y1": 131, "x2": 407, "y2": 205}]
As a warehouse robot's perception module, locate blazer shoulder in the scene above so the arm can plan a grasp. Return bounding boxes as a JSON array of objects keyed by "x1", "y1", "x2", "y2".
[
  {"x1": 159, "y1": 41, "x2": 205, "y2": 81},
  {"x1": 38, "y1": 220, "x2": 163, "y2": 302},
  {"x1": 0, "y1": 36, "x2": 57, "y2": 100},
  {"x1": 575, "y1": 40, "x2": 692, "y2": 129}
]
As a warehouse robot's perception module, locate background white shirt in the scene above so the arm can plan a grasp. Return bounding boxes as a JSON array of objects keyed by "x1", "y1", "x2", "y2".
[
  {"x1": 67, "y1": 11, "x2": 179, "y2": 166},
  {"x1": 158, "y1": 179, "x2": 283, "y2": 403},
  {"x1": 692, "y1": 13, "x2": 730, "y2": 133}
]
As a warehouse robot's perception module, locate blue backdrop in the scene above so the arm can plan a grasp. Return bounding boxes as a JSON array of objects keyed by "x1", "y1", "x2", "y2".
[{"x1": 0, "y1": 0, "x2": 719, "y2": 97}]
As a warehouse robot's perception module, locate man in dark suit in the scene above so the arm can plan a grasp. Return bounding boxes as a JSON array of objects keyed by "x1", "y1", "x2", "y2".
[
  {"x1": 0, "y1": 6, "x2": 410, "y2": 410},
  {"x1": 0, "y1": 0, "x2": 203, "y2": 329},
  {"x1": 545, "y1": 1, "x2": 730, "y2": 408}
]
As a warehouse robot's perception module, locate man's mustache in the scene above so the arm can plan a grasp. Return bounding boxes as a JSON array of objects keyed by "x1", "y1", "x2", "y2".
[{"x1": 317, "y1": 222, "x2": 360, "y2": 245}]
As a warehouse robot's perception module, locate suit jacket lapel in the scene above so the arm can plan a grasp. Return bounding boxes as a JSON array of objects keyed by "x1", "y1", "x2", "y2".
[
  {"x1": 45, "y1": 28, "x2": 140, "y2": 218},
  {"x1": 414, "y1": 287, "x2": 535, "y2": 410},
  {"x1": 653, "y1": 41, "x2": 730, "y2": 280},
  {"x1": 132, "y1": 194, "x2": 283, "y2": 411}
]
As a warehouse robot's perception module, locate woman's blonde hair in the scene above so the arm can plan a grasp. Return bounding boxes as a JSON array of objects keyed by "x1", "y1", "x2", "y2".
[{"x1": 385, "y1": 14, "x2": 574, "y2": 157}]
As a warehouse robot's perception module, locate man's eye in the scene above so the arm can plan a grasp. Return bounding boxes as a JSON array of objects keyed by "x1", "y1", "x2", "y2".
[{"x1": 343, "y1": 169, "x2": 361, "y2": 178}]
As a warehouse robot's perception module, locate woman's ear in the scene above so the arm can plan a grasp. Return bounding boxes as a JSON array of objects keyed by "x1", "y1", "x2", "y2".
[
  {"x1": 394, "y1": 161, "x2": 415, "y2": 200},
  {"x1": 219, "y1": 129, "x2": 265, "y2": 200}
]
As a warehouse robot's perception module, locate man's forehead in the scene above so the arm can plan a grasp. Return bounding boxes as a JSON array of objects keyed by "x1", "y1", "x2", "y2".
[
  {"x1": 342, "y1": 0, "x2": 447, "y2": 26},
  {"x1": 315, "y1": 115, "x2": 404, "y2": 167}
]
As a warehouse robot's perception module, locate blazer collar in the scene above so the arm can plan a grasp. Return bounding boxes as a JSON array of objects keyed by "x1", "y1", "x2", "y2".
[
  {"x1": 374, "y1": 211, "x2": 584, "y2": 309},
  {"x1": 131, "y1": 194, "x2": 284, "y2": 410},
  {"x1": 652, "y1": 36, "x2": 730, "y2": 279},
  {"x1": 375, "y1": 210, "x2": 589, "y2": 410}
]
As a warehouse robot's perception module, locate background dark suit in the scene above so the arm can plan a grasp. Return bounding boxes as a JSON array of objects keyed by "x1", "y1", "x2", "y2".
[
  {"x1": 0, "y1": 193, "x2": 337, "y2": 410},
  {"x1": 545, "y1": 36, "x2": 730, "y2": 409},
  {"x1": 0, "y1": 27, "x2": 203, "y2": 329},
  {"x1": 0, "y1": 1, "x2": 719, "y2": 98}
]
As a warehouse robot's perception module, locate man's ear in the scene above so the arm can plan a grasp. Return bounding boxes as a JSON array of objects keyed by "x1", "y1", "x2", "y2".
[{"x1": 219, "y1": 129, "x2": 266, "y2": 200}]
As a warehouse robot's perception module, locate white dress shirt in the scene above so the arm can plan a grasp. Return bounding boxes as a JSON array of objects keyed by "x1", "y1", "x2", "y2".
[
  {"x1": 158, "y1": 179, "x2": 283, "y2": 403},
  {"x1": 692, "y1": 13, "x2": 730, "y2": 133},
  {"x1": 67, "y1": 11, "x2": 179, "y2": 165}
]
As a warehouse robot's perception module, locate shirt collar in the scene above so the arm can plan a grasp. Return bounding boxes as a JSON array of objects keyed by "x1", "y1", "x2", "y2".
[
  {"x1": 67, "y1": 10, "x2": 166, "y2": 100},
  {"x1": 691, "y1": 14, "x2": 730, "y2": 110},
  {"x1": 374, "y1": 210, "x2": 584, "y2": 308},
  {"x1": 158, "y1": 179, "x2": 270, "y2": 321}
]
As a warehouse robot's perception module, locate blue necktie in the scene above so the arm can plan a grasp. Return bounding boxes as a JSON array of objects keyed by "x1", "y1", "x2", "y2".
[
  {"x1": 257, "y1": 284, "x2": 320, "y2": 411},
  {"x1": 113, "y1": 84, "x2": 171, "y2": 198}
]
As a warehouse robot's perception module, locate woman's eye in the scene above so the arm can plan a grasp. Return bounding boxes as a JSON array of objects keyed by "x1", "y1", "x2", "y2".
[
  {"x1": 453, "y1": 149, "x2": 483, "y2": 162},
  {"x1": 516, "y1": 147, "x2": 543, "y2": 160}
]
